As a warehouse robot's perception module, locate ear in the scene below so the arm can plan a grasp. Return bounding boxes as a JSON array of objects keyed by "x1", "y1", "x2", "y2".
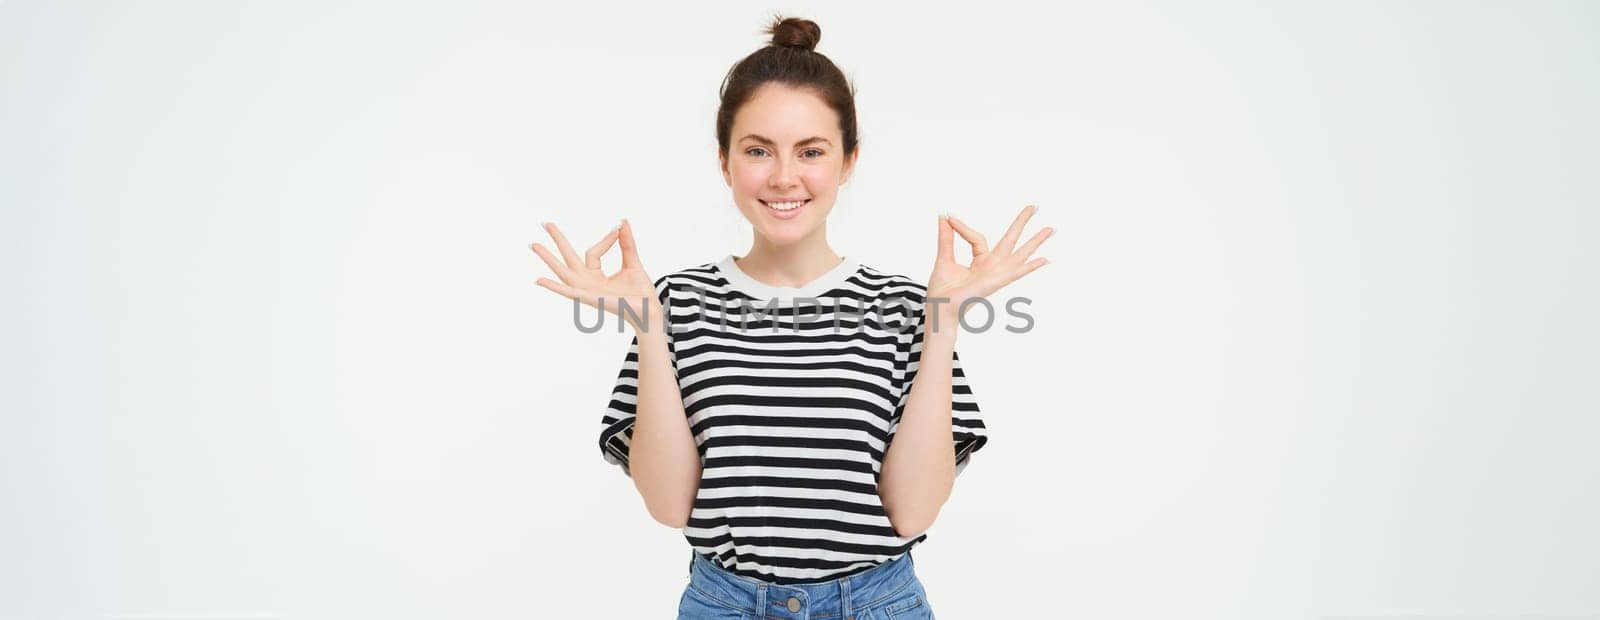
[
  {"x1": 839, "y1": 147, "x2": 860, "y2": 186},
  {"x1": 718, "y1": 148, "x2": 732, "y2": 187}
]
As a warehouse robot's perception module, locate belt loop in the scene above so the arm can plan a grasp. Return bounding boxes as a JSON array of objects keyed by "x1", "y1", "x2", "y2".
[
  {"x1": 839, "y1": 573, "x2": 853, "y2": 618},
  {"x1": 755, "y1": 582, "x2": 768, "y2": 618}
]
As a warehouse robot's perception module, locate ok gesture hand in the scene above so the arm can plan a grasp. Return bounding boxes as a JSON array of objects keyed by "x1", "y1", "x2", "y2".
[
  {"x1": 530, "y1": 218, "x2": 660, "y2": 332},
  {"x1": 928, "y1": 205, "x2": 1054, "y2": 326}
]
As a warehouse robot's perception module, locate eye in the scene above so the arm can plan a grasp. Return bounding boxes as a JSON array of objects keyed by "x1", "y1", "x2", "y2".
[
  {"x1": 745, "y1": 147, "x2": 769, "y2": 157},
  {"x1": 802, "y1": 148, "x2": 825, "y2": 158}
]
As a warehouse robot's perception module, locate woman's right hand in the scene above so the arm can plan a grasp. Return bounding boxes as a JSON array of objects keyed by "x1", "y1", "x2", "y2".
[{"x1": 531, "y1": 218, "x2": 661, "y2": 333}]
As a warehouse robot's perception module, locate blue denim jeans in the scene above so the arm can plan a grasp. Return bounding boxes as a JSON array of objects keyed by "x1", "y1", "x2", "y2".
[{"x1": 677, "y1": 551, "x2": 934, "y2": 620}]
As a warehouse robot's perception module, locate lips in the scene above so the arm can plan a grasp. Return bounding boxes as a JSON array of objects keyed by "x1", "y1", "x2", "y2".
[{"x1": 759, "y1": 199, "x2": 810, "y2": 220}]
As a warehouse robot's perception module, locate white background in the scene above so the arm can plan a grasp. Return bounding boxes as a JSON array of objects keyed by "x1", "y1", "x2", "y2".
[{"x1": 3, "y1": 1, "x2": 1597, "y2": 618}]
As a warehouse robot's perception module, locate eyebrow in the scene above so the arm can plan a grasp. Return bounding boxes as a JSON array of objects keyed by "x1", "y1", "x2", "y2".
[{"x1": 739, "y1": 134, "x2": 834, "y2": 147}]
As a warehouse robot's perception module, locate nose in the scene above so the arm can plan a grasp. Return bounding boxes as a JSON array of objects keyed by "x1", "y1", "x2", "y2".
[{"x1": 769, "y1": 154, "x2": 799, "y2": 188}]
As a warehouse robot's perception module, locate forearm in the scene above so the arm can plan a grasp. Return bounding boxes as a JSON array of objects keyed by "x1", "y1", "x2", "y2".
[
  {"x1": 627, "y1": 304, "x2": 701, "y2": 528},
  {"x1": 878, "y1": 312, "x2": 959, "y2": 537}
]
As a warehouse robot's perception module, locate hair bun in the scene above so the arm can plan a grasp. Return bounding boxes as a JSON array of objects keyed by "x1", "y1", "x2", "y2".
[{"x1": 766, "y1": 16, "x2": 821, "y2": 52}]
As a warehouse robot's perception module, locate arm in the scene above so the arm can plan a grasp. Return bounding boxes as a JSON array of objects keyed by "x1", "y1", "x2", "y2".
[
  {"x1": 879, "y1": 207, "x2": 1055, "y2": 537},
  {"x1": 878, "y1": 306, "x2": 960, "y2": 537},
  {"x1": 532, "y1": 218, "x2": 702, "y2": 528},
  {"x1": 626, "y1": 306, "x2": 702, "y2": 528}
]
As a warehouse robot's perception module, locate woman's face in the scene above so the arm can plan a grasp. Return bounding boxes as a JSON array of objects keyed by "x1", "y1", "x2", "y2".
[{"x1": 720, "y1": 83, "x2": 857, "y2": 247}]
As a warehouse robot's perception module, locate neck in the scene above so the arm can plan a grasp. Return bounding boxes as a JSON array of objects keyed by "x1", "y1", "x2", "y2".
[{"x1": 735, "y1": 227, "x2": 843, "y2": 288}]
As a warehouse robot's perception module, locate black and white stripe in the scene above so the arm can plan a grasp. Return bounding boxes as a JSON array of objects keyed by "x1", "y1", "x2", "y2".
[{"x1": 599, "y1": 254, "x2": 987, "y2": 584}]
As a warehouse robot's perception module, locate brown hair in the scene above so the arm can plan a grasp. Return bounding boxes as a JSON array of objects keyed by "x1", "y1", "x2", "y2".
[{"x1": 716, "y1": 16, "x2": 859, "y2": 160}]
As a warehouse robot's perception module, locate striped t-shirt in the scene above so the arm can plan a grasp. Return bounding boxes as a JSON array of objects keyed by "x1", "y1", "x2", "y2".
[{"x1": 598, "y1": 254, "x2": 988, "y2": 584}]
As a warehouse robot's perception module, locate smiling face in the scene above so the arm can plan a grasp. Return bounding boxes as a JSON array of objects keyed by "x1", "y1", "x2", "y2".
[{"x1": 720, "y1": 83, "x2": 858, "y2": 247}]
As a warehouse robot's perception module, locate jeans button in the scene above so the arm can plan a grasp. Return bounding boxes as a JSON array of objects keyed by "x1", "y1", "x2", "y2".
[{"x1": 786, "y1": 597, "x2": 801, "y2": 612}]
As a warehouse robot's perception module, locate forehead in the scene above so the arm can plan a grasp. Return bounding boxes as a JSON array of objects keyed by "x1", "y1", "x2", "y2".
[{"x1": 731, "y1": 83, "x2": 842, "y2": 143}]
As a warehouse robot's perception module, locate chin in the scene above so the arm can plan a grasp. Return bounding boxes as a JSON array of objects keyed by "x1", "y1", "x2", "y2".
[{"x1": 756, "y1": 226, "x2": 814, "y2": 245}]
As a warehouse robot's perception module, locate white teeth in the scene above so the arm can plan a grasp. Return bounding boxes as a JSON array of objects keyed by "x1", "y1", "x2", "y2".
[{"x1": 766, "y1": 200, "x2": 807, "y2": 211}]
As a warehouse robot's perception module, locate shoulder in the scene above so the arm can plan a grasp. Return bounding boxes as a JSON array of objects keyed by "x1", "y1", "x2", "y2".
[
  {"x1": 853, "y1": 263, "x2": 930, "y2": 306},
  {"x1": 652, "y1": 260, "x2": 723, "y2": 292},
  {"x1": 850, "y1": 264, "x2": 938, "y2": 336}
]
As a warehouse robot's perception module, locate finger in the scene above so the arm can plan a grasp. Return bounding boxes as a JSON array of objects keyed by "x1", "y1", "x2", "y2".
[
  {"x1": 618, "y1": 218, "x2": 642, "y2": 270},
  {"x1": 586, "y1": 225, "x2": 621, "y2": 270},
  {"x1": 1007, "y1": 257, "x2": 1049, "y2": 285},
  {"x1": 530, "y1": 242, "x2": 574, "y2": 282},
  {"x1": 1014, "y1": 225, "x2": 1055, "y2": 264},
  {"x1": 535, "y1": 276, "x2": 580, "y2": 301},
  {"x1": 945, "y1": 215, "x2": 989, "y2": 258},
  {"x1": 542, "y1": 221, "x2": 583, "y2": 269},
  {"x1": 937, "y1": 215, "x2": 954, "y2": 264},
  {"x1": 996, "y1": 204, "x2": 1038, "y2": 252}
]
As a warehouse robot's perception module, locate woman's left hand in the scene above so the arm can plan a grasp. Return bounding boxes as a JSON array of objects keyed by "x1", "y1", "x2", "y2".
[{"x1": 927, "y1": 204, "x2": 1054, "y2": 328}]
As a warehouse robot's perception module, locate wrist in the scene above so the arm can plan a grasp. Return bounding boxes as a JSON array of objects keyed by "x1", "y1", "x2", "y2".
[
  {"x1": 628, "y1": 300, "x2": 668, "y2": 336},
  {"x1": 924, "y1": 305, "x2": 962, "y2": 343}
]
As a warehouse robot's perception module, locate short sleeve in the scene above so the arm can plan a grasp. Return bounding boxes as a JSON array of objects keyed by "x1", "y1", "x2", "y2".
[
  {"x1": 599, "y1": 335, "x2": 643, "y2": 477},
  {"x1": 889, "y1": 304, "x2": 990, "y2": 477},
  {"x1": 597, "y1": 276, "x2": 676, "y2": 478},
  {"x1": 949, "y1": 349, "x2": 988, "y2": 476}
]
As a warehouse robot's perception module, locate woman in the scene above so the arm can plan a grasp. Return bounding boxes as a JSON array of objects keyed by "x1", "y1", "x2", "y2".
[{"x1": 531, "y1": 16, "x2": 1052, "y2": 619}]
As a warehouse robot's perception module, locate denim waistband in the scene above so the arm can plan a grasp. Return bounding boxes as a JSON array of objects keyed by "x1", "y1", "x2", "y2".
[{"x1": 685, "y1": 551, "x2": 919, "y2": 619}]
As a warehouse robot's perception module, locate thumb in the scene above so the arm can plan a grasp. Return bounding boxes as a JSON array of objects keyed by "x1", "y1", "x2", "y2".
[{"x1": 936, "y1": 214, "x2": 953, "y2": 264}]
